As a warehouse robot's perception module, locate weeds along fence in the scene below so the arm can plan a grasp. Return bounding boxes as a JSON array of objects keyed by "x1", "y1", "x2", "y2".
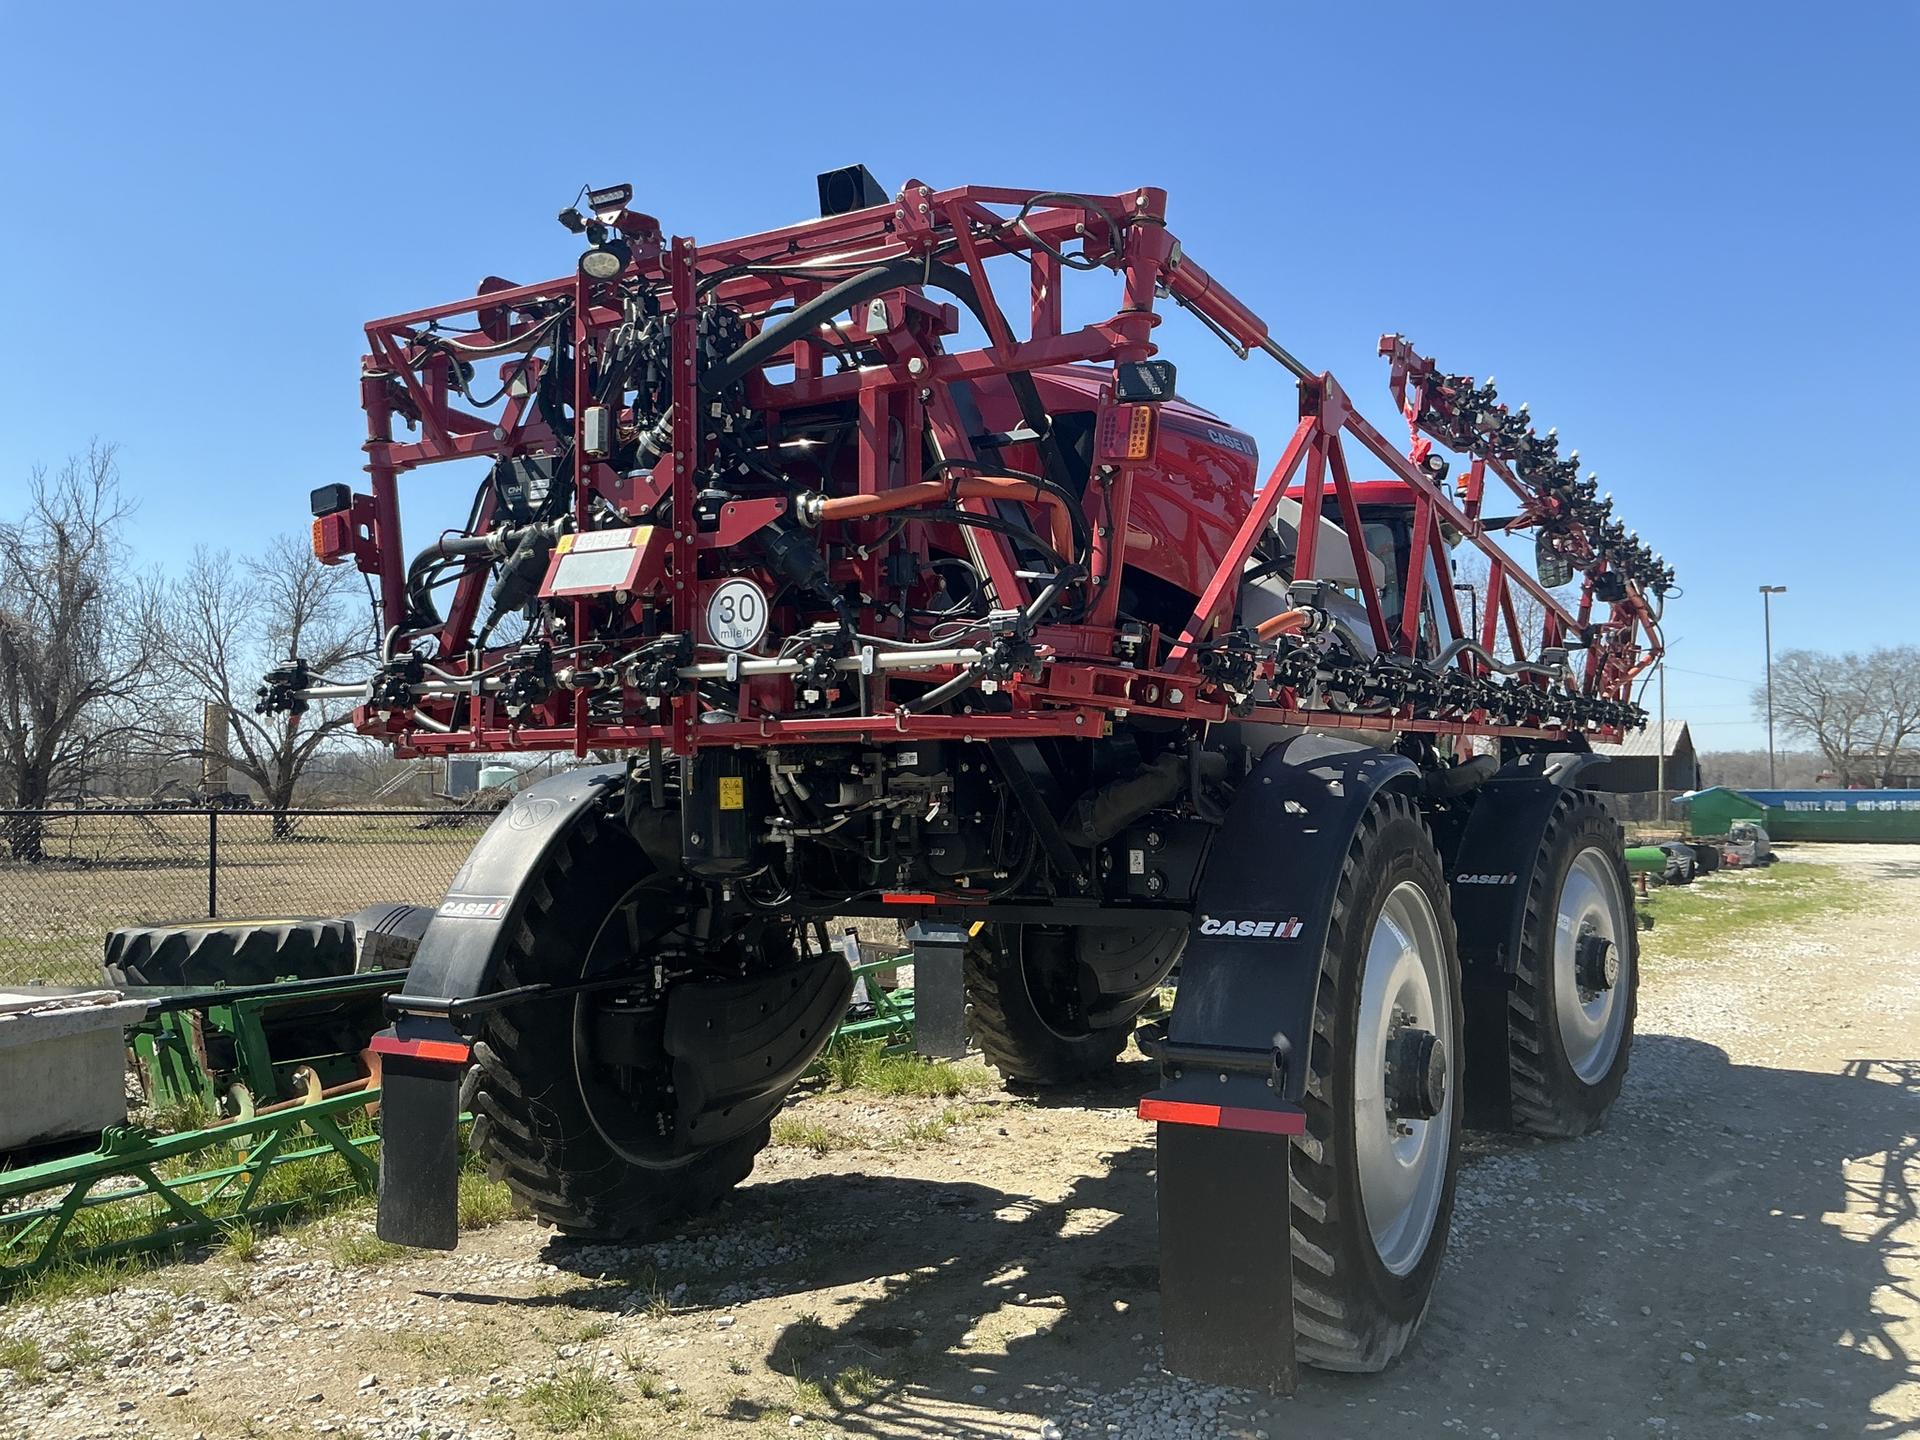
[{"x1": 0, "y1": 807, "x2": 494, "y2": 987}]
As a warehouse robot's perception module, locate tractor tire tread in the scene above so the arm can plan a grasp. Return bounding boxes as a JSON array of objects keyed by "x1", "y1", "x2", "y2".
[
  {"x1": 104, "y1": 917, "x2": 355, "y2": 988},
  {"x1": 1287, "y1": 790, "x2": 1460, "y2": 1374},
  {"x1": 1506, "y1": 792, "x2": 1638, "y2": 1139}
]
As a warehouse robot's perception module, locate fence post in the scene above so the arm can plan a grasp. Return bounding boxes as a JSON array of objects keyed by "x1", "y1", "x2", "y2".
[{"x1": 207, "y1": 810, "x2": 219, "y2": 919}]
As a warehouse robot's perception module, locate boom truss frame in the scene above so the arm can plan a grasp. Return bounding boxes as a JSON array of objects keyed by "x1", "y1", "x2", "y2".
[{"x1": 335, "y1": 180, "x2": 1661, "y2": 758}]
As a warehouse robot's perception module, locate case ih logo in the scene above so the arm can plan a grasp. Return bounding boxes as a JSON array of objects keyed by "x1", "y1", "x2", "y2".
[
  {"x1": 1203, "y1": 426, "x2": 1256, "y2": 457},
  {"x1": 438, "y1": 896, "x2": 510, "y2": 920},
  {"x1": 1198, "y1": 915, "x2": 1303, "y2": 940},
  {"x1": 1455, "y1": 872, "x2": 1518, "y2": 886}
]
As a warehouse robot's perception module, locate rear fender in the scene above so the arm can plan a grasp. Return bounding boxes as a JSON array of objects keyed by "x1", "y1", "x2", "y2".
[
  {"x1": 1160, "y1": 734, "x2": 1418, "y2": 1111},
  {"x1": 1447, "y1": 765, "x2": 1597, "y2": 1125}
]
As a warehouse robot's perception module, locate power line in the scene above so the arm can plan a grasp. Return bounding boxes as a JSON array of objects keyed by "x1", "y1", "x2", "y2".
[{"x1": 1664, "y1": 664, "x2": 1762, "y2": 685}]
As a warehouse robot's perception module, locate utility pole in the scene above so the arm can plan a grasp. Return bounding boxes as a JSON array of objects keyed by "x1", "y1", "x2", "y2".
[
  {"x1": 1656, "y1": 656, "x2": 1667, "y2": 821},
  {"x1": 1452, "y1": 582, "x2": 1479, "y2": 641},
  {"x1": 1759, "y1": 585, "x2": 1788, "y2": 787}
]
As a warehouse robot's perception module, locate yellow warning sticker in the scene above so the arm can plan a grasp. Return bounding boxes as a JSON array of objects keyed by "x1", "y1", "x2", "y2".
[{"x1": 718, "y1": 776, "x2": 745, "y2": 811}]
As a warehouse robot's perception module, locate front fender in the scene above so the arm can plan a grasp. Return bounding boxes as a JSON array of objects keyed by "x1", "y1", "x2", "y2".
[
  {"x1": 400, "y1": 764, "x2": 625, "y2": 1009},
  {"x1": 1163, "y1": 734, "x2": 1417, "y2": 1107}
]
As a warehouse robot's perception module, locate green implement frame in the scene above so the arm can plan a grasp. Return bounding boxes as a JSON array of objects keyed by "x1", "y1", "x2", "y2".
[
  {"x1": 0, "y1": 1089, "x2": 382, "y2": 1286},
  {"x1": 1, "y1": 950, "x2": 919, "y2": 1289},
  {"x1": 127, "y1": 970, "x2": 400, "y2": 1115},
  {"x1": 829, "y1": 952, "x2": 916, "y2": 1050}
]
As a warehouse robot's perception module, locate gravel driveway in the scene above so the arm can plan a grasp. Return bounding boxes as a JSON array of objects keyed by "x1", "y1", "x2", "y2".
[{"x1": 4, "y1": 843, "x2": 1915, "y2": 1439}]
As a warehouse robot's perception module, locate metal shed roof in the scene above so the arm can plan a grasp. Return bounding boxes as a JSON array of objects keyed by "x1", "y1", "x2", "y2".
[{"x1": 1592, "y1": 719, "x2": 1693, "y2": 762}]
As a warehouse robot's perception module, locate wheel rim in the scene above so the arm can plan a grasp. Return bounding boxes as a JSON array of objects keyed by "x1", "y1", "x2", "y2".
[
  {"x1": 1352, "y1": 880, "x2": 1454, "y2": 1277},
  {"x1": 1554, "y1": 848, "x2": 1630, "y2": 1083}
]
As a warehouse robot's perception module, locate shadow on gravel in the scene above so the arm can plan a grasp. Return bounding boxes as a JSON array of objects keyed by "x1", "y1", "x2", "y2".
[{"x1": 502, "y1": 1032, "x2": 1918, "y2": 1438}]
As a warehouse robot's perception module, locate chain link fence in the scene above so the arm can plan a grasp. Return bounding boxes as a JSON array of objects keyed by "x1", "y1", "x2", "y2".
[{"x1": 0, "y1": 808, "x2": 494, "y2": 986}]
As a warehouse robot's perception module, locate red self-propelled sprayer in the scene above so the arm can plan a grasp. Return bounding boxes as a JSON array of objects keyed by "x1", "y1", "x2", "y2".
[{"x1": 269, "y1": 168, "x2": 1668, "y2": 1388}]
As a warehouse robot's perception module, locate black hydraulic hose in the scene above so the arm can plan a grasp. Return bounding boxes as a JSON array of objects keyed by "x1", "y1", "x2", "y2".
[
  {"x1": 701, "y1": 257, "x2": 1082, "y2": 506},
  {"x1": 404, "y1": 534, "x2": 494, "y2": 628}
]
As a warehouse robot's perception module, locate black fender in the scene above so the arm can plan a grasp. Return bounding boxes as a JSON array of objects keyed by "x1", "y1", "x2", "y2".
[
  {"x1": 1161, "y1": 733, "x2": 1419, "y2": 1109},
  {"x1": 1144, "y1": 733, "x2": 1415, "y2": 1393},
  {"x1": 399, "y1": 763, "x2": 626, "y2": 1010},
  {"x1": 1447, "y1": 762, "x2": 1603, "y2": 1125},
  {"x1": 377, "y1": 765, "x2": 624, "y2": 1250}
]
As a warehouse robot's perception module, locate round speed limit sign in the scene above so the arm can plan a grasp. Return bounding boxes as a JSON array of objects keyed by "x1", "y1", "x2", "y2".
[{"x1": 705, "y1": 577, "x2": 769, "y2": 651}]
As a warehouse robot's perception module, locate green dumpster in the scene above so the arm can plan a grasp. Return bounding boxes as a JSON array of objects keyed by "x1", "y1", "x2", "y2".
[{"x1": 1676, "y1": 786, "x2": 1920, "y2": 842}]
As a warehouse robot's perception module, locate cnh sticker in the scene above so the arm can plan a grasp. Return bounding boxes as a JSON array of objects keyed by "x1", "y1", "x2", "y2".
[{"x1": 718, "y1": 776, "x2": 745, "y2": 811}]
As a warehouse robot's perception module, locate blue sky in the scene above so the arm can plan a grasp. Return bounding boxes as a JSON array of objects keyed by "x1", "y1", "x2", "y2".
[{"x1": 2, "y1": 4, "x2": 1911, "y2": 751}]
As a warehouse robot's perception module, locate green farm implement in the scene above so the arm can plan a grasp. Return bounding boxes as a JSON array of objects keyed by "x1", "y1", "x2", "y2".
[{"x1": 1, "y1": 944, "x2": 917, "y2": 1287}]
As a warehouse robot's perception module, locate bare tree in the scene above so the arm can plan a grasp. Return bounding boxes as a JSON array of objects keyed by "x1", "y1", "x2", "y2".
[
  {"x1": 1758, "y1": 647, "x2": 1920, "y2": 787},
  {"x1": 0, "y1": 444, "x2": 164, "y2": 857},
  {"x1": 164, "y1": 536, "x2": 375, "y2": 831}
]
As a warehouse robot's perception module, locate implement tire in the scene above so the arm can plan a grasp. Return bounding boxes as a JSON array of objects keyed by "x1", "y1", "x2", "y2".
[
  {"x1": 460, "y1": 815, "x2": 771, "y2": 1241},
  {"x1": 1507, "y1": 793, "x2": 1638, "y2": 1138},
  {"x1": 1290, "y1": 791, "x2": 1463, "y2": 1373},
  {"x1": 965, "y1": 923, "x2": 1179, "y2": 1087},
  {"x1": 104, "y1": 918, "x2": 355, "y2": 988}
]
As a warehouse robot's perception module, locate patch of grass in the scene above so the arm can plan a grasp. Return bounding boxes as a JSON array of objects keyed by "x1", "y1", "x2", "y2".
[
  {"x1": 381, "y1": 1326, "x2": 507, "y2": 1377},
  {"x1": 770, "y1": 1311, "x2": 831, "y2": 1372},
  {"x1": 1641, "y1": 860, "x2": 1858, "y2": 959},
  {"x1": 218, "y1": 1221, "x2": 259, "y2": 1263},
  {"x1": 62, "y1": 1330, "x2": 109, "y2": 1368},
  {"x1": 458, "y1": 1170, "x2": 515, "y2": 1230},
  {"x1": 13, "y1": 1256, "x2": 140, "y2": 1307},
  {"x1": 901, "y1": 1113, "x2": 952, "y2": 1145},
  {"x1": 827, "y1": 1363, "x2": 889, "y2": 1405},
  {"x1": 524, "y1": 1365, "x2": 620, "y2": 1433},
  {"x1": 790, "y1": 1375, "x2": 827, "y2": 1409},
  {"x1": 573, "y1": 1318, "x2": 614, "y2": 1343},
  {"x1": 146, "y1": 1094, "x2": 219, "y2": 1134},
  {"x1": 819, "y1": 1039, "x2": 991, "y2": 1098},
  {"x1": 622, "y1": 1265, "x2": 674, "y2": 1321},
  {"x1": 771, "y1": 1117, "x2": 863, "y2": 1155},
  {"x1": 0, "y1": 1333, "x2": 44, "y2": 1381},
  {"x1": 325, "y1": 1226, "x2": 405, "y2": 1270}
]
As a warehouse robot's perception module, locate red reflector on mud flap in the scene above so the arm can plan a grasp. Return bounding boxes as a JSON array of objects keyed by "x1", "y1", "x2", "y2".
[
  {"x1": 370, "y1": 1034, "x2": 471, "y2": 1064},
  {"x1": 1139, "y1": 1096, "x2": 1305, "y2": 1136}
]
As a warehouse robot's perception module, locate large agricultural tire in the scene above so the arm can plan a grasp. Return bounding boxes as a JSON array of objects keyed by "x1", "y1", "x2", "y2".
[
  {"x1": 104, "y1": 918, "x2": 356, "y2": 988},
  {"x1": 965, "y1": 923, "x2": 1181, "y2": 1087},
  {"x1": 460, "y1": 815, "x2": 773, "y2": 1241},
  {"x1": 1506, "y1": 792, "x2": 1638, "y2": 1138},
  {"x1": 1290, "y1": 790, "x2": 1463, "y2": 1373}
]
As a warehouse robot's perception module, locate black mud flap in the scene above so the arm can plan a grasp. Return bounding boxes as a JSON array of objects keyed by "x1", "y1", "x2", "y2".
[
  {"x1": 372, "y1": 1022, "x2": 470, "y2": 1251},
  {"x1": 1154, "y1": 1122, "x2": 1297, "y2": 1391},
  {"x1": 1148, "y1": 734, "x2": 1414, "y2": 1393},
  {"x1": 905, "y1": 921, "x2": 970, "y2": 1060},
  {"x1": 664, "y1": 952, "x2": 854, "y2": 1150}
]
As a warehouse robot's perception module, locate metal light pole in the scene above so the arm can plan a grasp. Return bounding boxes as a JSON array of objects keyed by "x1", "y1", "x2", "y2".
[{"x1": 1759, "y1": 585, "x2": 1788, "y2": 786}]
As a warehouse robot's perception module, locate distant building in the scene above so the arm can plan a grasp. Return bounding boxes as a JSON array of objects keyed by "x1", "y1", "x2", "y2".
[
  {"x1": 1815, "y1": 749, "x2": 1920, "y2": 789},
  {"x1": 1591, "y1": 719, "x2": 1698, "y2": 797}
]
